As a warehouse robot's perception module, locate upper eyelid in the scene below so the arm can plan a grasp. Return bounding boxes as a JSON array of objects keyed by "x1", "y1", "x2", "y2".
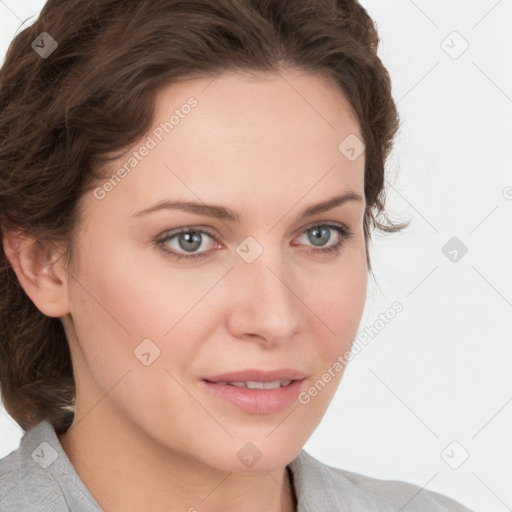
[
  {"x1": 292, "y1": 220, "x2": 350, "y2": 235},
  {"x1": 159, "y1": 220, "x2": 349, "y2": 238}
]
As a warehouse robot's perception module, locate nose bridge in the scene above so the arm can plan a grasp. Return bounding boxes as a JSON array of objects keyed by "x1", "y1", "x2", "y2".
[{"x1": 229, "y1": 236, "x2": 301, "y2": 341}]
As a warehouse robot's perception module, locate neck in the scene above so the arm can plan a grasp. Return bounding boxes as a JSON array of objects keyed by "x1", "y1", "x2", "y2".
[{"x1": 58, "y1": 410, "x2": 298, "y2": 512}]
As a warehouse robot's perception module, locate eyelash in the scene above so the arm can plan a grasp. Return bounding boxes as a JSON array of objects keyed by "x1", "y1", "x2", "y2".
[{"x1": 156, "y1": 223, "x2": 354, "y2": 262}]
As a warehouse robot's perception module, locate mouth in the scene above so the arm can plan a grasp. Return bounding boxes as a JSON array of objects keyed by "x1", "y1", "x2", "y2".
[
  {"x1": 200, "y1": 369, "x2": 307, "y2": 414},
  {"x1": 202, "y1": 368, "x2": 307, "y2": 384},
  {"x1": 203, "y1": 379, "x2": 294, "y2": 389}
]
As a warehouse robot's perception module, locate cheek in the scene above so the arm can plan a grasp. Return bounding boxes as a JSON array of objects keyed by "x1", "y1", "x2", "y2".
[
  {"x1": 296, "y1": 259, "x2": 367, "y2": 417},
  {"x1": 66, "y1": 246, "x2": 207, "y2": 430},
  {"x1": 66, "y1": 236, "x2": 224, "y2": 386},
  {"x1": 70, "y1": 230, "x2": 207, "y2": 336},
  {"x1": 306, "y1": 244, "x2": 368, "y2": 353}
]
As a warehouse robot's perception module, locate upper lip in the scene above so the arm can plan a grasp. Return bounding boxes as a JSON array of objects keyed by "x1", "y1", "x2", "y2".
[{"x1": 203, "y1": 368, "x2": 307, "y2": 383}]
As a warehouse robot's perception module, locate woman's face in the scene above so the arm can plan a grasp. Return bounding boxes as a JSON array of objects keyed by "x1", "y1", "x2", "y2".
[{"x1": 61, "y1": 68, "x2": 368, "y2": 472}]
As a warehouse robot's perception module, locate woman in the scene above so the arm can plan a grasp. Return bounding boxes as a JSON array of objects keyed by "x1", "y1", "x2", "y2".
[{"x1": 0, "y1": 0, "x2": 475, "y2": 510}]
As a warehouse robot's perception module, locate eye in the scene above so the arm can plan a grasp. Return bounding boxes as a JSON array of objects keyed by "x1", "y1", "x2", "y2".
[
  {"x1": 294, "y1": 223, "x2": 354, "y2": 257},
  {"x1": 156, "y1": 227, "x2": 219, "y2": 261},
  {"x1": 156, "y1": 223, "x2": 354, "y2": 262}
]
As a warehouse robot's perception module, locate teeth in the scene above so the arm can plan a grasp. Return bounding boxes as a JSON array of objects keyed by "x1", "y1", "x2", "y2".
[
  {"x1": 246, "y1": 381, "x2": 266, "y2": 389},
  {"x1": 225, "y1": 380, "x2": 292, "y2": 389},
  {"x1": 229, "y1": 381, "x2": 247, "y2": 388}
]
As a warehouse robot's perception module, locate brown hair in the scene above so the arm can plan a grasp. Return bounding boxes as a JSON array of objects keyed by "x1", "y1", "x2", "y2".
[{"x1": 0, "y1": 0, "x2": 409, "y2": 434}]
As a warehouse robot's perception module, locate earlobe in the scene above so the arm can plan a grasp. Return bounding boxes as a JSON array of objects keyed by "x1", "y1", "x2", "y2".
[{"x1": 1, "y1": 226, "x2": 71, "y2": 318}]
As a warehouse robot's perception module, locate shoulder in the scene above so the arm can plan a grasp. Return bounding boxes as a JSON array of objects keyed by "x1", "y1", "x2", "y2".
[
  {"x1": 0, "y1": 420, "x2": 95, "y2": 512},
  {"x1": 288, "y1": 449, "x2": 475, "y2": 512}
]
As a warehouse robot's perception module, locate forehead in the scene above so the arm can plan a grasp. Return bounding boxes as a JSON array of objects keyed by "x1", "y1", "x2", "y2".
[
  {"x1": 152, "y1": 68, "x2": 362, "y2": 149},
  {"x1": 92, "y1": 68, "x2": 365, "y2": 219}
]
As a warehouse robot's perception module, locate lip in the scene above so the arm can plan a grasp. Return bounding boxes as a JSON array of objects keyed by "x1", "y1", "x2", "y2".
[
  {"x1": 202, "y1": 368, "x2": 307, "y2": 383},
  {"x1": 200, "y1": 368, "x2": 308, "y2": 414}
]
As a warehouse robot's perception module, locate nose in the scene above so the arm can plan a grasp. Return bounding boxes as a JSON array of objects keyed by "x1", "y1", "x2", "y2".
[{"x1": 226, "y1": 247, "x2": 302, "y2": 345}]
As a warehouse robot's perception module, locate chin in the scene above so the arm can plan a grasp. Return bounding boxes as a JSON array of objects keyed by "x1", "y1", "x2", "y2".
[{"x1": 199, "y1": 438, "x2": 302, "y2": 474}]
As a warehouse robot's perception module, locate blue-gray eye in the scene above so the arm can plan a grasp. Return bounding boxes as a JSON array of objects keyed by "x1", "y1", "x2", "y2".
[{"x1": 157, "y1": 223, "x2": 353, "y2": 262}]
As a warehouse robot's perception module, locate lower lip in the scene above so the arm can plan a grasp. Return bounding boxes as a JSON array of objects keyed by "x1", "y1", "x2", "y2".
[{"x1": 201, "y1": 379, "x2": 306, "y2": 414}]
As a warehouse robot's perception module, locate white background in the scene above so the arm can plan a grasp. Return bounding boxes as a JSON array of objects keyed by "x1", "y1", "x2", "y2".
[{"x1": 1, "y1": 1, "x2": 511, "y2": 511}]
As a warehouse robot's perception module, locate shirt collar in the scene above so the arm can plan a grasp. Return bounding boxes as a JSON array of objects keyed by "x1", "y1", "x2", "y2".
[
  {"x1": 18, "y1": 420, "x2": 102, "y2": 511},
  {"x1": 287, "y1": 448, "x2": 360, "y2": 510}
]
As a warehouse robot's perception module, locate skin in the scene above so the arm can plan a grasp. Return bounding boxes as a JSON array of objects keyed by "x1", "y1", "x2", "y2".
[{"x1": 2, "y1": 68, "x2": 368, "y2": 512}]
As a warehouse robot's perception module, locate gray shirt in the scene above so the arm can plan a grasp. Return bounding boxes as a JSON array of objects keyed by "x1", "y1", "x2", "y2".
[{"x1": 0, "y1": 420, "x2": 475, "y2": 511}]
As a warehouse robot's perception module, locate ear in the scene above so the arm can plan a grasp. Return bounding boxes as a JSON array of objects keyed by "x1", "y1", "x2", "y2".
[{"x1": 1, "y1": 224, "x2": 71, "y2": 318}]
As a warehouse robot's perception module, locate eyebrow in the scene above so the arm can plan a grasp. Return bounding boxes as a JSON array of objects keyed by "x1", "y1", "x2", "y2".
[{"x1": 132, "y1": 192, "x2": 363, "y2": 221}]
